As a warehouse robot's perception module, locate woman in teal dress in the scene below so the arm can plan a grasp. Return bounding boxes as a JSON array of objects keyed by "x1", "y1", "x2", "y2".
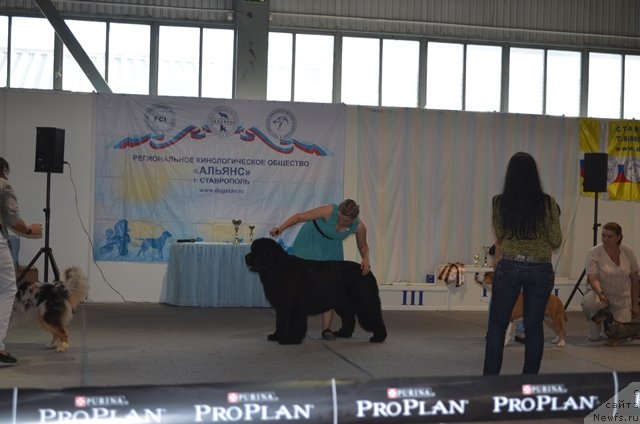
[{"x1": 269, "y1": 199, "x2": 371, "y2": 340}]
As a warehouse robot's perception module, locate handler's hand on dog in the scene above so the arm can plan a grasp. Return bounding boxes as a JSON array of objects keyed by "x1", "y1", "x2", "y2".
[
  {"x1": 597, "y1": 291, "x2": 609, "y2": 306},
  {"x1": 269, "y1": 227, "x2": 281, "y2": 237},
  {"x1": 360, "y1": 259, "x2": 371, "y2": 275}
]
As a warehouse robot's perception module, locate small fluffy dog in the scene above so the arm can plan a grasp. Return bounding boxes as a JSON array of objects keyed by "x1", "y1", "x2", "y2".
[
  {"x1": 14, "y1": 266, "x2": 89, "y2": 352},
  {"x1": 475, "y1": 271, "x2": 567, "y2": 347},
  {"x1": 591, "y1": 308, "x2": 640, "y2": 347}
]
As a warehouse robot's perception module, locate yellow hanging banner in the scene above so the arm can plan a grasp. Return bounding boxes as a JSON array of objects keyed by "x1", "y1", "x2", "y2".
[{"x1": 579, "y1": 118, "x2": 640, "y2": 201}]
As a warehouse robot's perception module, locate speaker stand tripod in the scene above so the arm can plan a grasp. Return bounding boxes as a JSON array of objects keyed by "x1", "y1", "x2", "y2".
[
  {"x1": 564, "y1": 192, "x2": 600, "y2": 310},
  {"x1": 17, "y1": 172, "x2": 60, "y2": 283}
]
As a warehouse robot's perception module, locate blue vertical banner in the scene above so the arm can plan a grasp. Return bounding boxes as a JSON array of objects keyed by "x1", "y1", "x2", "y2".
[{"x1": 93, "y1": 95, "x2": 346, "y2": 262}]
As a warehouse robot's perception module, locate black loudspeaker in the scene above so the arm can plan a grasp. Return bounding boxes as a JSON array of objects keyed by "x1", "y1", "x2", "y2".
[
  {"x1": 583, "y1": 152, "x2": 608, "y2": 193},
  {"x1": 35, "y1": 127, "x2": 65, "y2": 173}
]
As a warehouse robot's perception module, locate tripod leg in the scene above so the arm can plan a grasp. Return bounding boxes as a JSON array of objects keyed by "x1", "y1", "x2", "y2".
[
  {"x1": 44, "y1": 248, "x2": 61, "y2": 281},
  {"x1": 17, "y1": 248, "x2": 45, "y2": 282},
  {"x1": 564, "y1": 268, "x2": 587, "y2": 310},
  {"x1": 564, "y1": 192, "x2": 600, "y2": 310}
]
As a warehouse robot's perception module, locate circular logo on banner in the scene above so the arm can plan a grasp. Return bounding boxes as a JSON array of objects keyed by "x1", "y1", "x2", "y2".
[
  {"x1": 266, "y1": 108, "x2": 297, "y2": 140},
  {"x1": 144, "y1": 104, "x2": 176, "y2": 134},
  {"x1": 208, "y1": 107, "x2": 239, "y2": 138},
  {"x1": 607, "y1": 156, "x2": 619, "y2": 183},
  {"x1": 624, "y1": 157, "x2": 640, "y2": 183}
]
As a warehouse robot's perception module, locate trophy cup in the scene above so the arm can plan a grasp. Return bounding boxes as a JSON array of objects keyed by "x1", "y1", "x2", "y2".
[
  {"x1": 232, "y1": 219, "x2": 242, "y2": 244},
  {"x1": 248, "y1": 225, "x2": 255, "y2": 243},
  {"x1": 482, "y1": 245, "x2": 491, "y2": 267},
  {"x1": 472, "y1": 254, "x2": 480, "y2": 266}
]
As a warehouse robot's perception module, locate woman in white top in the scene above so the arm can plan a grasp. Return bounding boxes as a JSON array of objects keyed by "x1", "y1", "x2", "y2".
[{"x1": 581, "y1": 222, "x2": 640, "y2": 341}]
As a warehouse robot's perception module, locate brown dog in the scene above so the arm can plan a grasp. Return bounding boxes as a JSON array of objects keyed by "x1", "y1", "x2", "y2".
[
  {"x1": 590, "y1": 308, "x2": 640, "y2": 347},
  {"x1": 475, "y1": 271, "x2": 567, "y2": 347}
]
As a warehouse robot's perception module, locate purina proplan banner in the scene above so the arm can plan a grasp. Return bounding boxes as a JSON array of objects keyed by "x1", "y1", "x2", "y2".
[{"x1": 2, "y1": 372, "x2": 638, "y2": 423}]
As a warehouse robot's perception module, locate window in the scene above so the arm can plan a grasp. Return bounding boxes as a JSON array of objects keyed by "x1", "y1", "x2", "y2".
[
  {"x1": 0, "y1": 16, "x2": 8, "y2": 87},
  {"x1": 202, "y1": 28, "x2": 234, "y2": 99},
  {"x1": 158, "y1": 26, "x2": 200, "y2": 97},
  {"x1": 294, "y1": 34, "x2": 334, "y2": 103},
  {"x1": 623, "y1": 55, "x2": 640, "y2": 119},
  {"x1": 381, "y1": 39, "x2": 419, "y2": 108},
  {"x1": 588, "y1": 52, "x2": 622, "y2": 119},
  {"x1": 508, "y1": 47, "x2": 544, "y2": 114},
  {"x1": 465, "y1": 45, "x2": 502, "y2": 112},
  {"x1": 546, "y1": 50, "x2": 581, "y2": 117},
  {"x1": 341, "y1": 37, "x2": 379, "y2": 106},
  {"x1": 267, "y1": 32, "x2": 293, "y2": 101},
  {"x1": 10, "y1": 17, "x2": 54, "y2": 89},
  {"x1": 108, "y1": 23, "x2": 150, "y2": 95},
  {"x1": 426, "y1": 42, "x2": 463, "y2": 110},
  {"x1": 63, "y1": 20, "x2": 106, "y2": 93}
]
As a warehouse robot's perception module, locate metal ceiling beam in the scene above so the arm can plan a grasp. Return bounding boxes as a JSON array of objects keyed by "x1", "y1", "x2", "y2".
[{"x1": 34, "y1": 0, "x2": 112, "y2": 93}]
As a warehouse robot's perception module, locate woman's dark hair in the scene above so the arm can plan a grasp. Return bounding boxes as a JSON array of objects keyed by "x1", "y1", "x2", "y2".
[
  {"x1": 0, "y1": 157, "x2": 9, "y2": 178},
  {"x1": 497, "y1": 152, "x2": 550, "y2": 239}
]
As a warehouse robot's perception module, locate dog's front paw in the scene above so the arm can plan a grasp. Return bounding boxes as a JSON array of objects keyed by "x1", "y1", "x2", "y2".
[
  {"x1": 334, "y1": 328, "x2": 353, "y2": 338},
  {"x1": 369, "y1": 329, "x2": 387, "y2": 343},
  {"x1": 278, "y1": 338, "x2": 302, "y2": 345},
  {"x1": 267, "y1": 332, "x2": 279, "y2": 342},
  {"x1": 551, "y1": 336, "x2": 566, "y2": 347},
  {"x1": 56, "y1": 342, "x2": 69, "y2": 353}
]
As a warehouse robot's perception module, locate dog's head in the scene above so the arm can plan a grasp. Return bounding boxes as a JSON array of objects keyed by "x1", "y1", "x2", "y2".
[
  {"x1": 245, "y1": 238, "x2": 286, "y2": 272},
  {"x1": 161, "y1": 231, "x2": 172, "y2": 240},
  {"x1": 474, "y1": 271, "x2": 494, "y2": 289},
  {"x1": 591, "y1": 308, "x2": 614, "y2": 325}
]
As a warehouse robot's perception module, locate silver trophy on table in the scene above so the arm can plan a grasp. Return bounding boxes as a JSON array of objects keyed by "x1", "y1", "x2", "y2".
[
  {"x1": 232, "y1": 219, "x2": 242, "y2": 244},
  {"x1": 248, "y1": 225, "x2": 255, "y2": 243},
  {"x1": 482, "y1": 245, "x2": 491, "y2": 267}
]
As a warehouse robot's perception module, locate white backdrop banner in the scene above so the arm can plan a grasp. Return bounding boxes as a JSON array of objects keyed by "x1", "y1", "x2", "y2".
[{"x1": 93, "y1": 95, "x2": 345, "y2": 262}]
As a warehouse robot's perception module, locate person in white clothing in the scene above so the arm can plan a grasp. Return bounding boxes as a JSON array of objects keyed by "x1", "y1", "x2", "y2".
[
  {"x1": 581, "y1": 222, "x2": 640, "y2": 341},
  {"x1": 0, "y1": 158, "x2": 43, "y2": 365}
]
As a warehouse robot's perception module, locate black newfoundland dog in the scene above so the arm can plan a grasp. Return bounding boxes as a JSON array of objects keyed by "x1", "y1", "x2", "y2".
[{"x1": 245, "y1": 238, "x2": 387, "y2": 345}]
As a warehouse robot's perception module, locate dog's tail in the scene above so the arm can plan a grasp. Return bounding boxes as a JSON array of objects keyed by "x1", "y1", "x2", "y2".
[{"x1": 61, "y1": 266, "x2": 89, "y2": 309}]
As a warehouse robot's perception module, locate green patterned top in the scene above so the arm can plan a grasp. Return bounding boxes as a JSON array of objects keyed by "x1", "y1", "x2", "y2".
[{"x1": 492, "y1": 194, "x2": 562, "y2": 262}]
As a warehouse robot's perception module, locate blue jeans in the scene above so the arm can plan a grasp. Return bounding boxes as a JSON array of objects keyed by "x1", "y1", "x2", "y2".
[{"x1": 483, "y1": 259, "x2": 554, "y2": 375}]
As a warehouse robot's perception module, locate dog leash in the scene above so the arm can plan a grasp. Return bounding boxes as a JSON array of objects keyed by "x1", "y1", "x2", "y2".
[{"x1": 312, "y1": 219, "x2": 334, "y2": 240}]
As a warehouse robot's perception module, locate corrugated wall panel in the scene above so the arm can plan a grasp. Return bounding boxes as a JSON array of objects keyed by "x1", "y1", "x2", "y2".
[
  {"x1": 3, "y1": 0, "x2": 234, "y2": 24},
  {"x1": 3, "y1": 0, "x2": 639, "y2": 49},
  {"x1": 268, "y1": 0, "x2": 639, "y2": 49}
]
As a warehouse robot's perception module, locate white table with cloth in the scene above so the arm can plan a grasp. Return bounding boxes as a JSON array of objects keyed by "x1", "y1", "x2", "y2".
[{"x1": 163, "y1": 242, "x2": 271, "y2": 307}]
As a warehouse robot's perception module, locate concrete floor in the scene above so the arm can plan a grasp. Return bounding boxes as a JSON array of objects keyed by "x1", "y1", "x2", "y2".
[{"x1": 1, "y1": 304, "x2": 638, "y2": 423}]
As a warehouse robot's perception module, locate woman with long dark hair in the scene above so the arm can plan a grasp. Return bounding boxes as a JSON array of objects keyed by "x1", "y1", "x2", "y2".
[{"x1": 483, "y1": 152, "x2": 562, "y2": 375}]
